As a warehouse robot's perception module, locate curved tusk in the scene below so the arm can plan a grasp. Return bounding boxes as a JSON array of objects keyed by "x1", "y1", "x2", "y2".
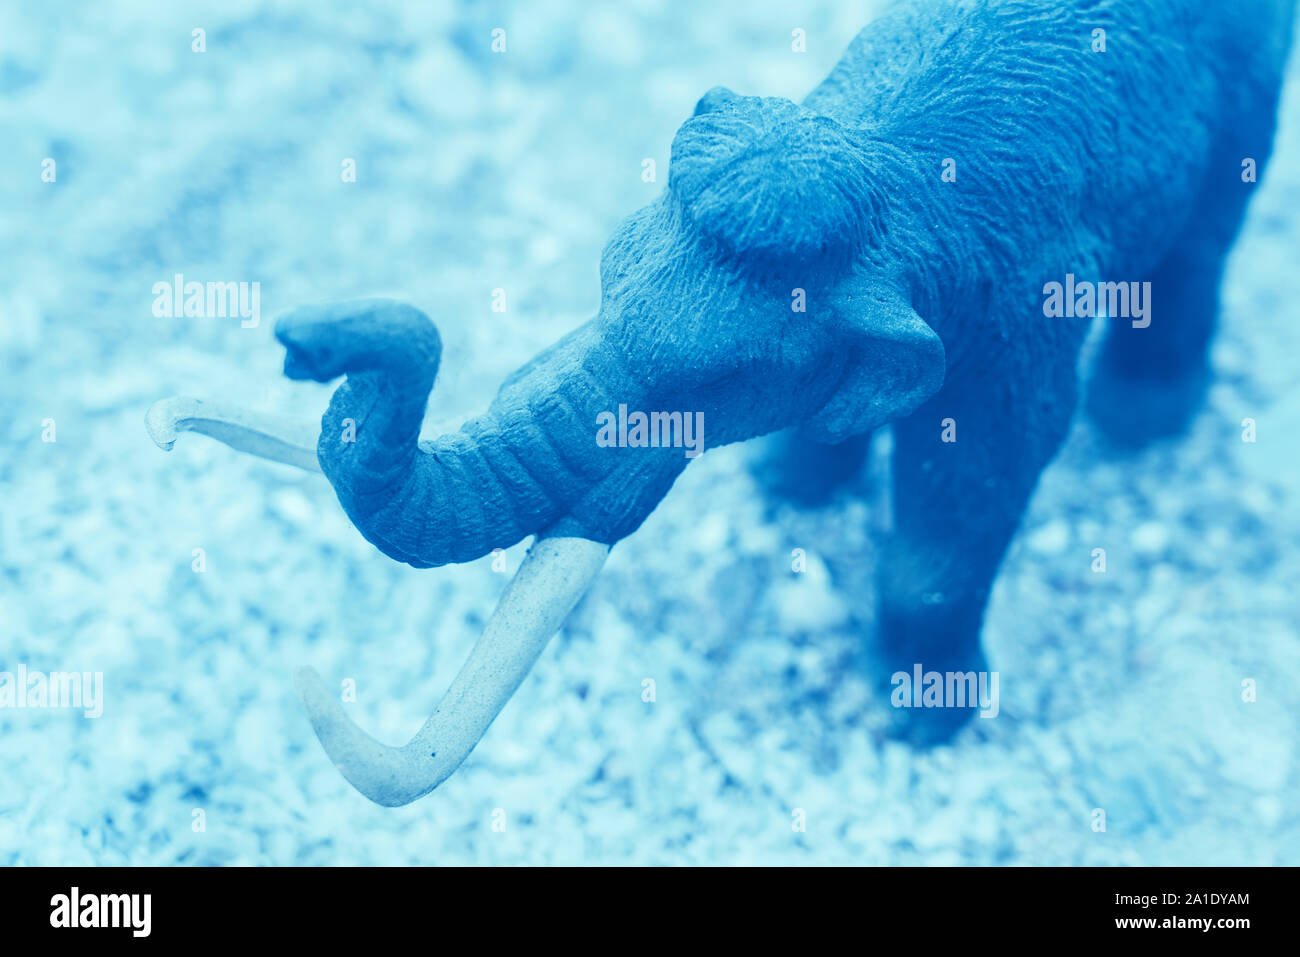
[
  {"x1": 296, "y1": 535, "x2": 610, "y2": 806},
  {"x1": 145, "y1": 395, "x2": 323, "y2": 473}
]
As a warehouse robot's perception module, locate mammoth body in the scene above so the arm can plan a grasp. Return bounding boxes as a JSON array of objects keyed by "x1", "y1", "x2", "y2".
[{"x1": 151, "y1": 0, "x2": 1296, "y2": 800}]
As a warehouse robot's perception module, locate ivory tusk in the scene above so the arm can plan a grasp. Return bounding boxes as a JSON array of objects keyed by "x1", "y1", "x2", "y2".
[
  {"x1": 145, "y1": 395, "x2": 323, "y2": 473},
  {"x1": 296, "y1": 535, "x2": 610, "y2": 806}
]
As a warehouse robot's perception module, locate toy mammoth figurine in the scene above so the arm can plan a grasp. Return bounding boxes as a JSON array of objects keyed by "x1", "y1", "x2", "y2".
[{"x1": 147, "y1": 0, "x2": 1295, "y2": 804}]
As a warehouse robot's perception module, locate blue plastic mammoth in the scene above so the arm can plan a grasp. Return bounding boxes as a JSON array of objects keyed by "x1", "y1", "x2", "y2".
[{"x1": 148, "y1": 0, "x2": 1296, "y2": 804}]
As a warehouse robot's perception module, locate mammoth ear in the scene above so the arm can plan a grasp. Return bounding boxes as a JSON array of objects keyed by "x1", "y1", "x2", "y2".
[{"x1": 803, "y1": 281, "x2": 946, "y2": 444}]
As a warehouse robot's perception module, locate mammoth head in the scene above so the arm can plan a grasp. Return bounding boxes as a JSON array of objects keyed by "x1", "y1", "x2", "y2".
[
  {"x1": 672, "y1": 86, "x2": 881, "y2": 269},
  {"x1": 596, "y1": 86, "x2": 945, "y2": 448},
  {"x1": 147, "y1": 89, "x2": 944, "y2": 806},
  {"x1": 290, "y1": 92, "x2": 944, "y2": 805}
]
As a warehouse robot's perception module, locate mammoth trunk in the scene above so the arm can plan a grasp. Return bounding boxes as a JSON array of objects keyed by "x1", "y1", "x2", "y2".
[{"x1": 315, "y1": 333, "x2": 625, "y2": 569}]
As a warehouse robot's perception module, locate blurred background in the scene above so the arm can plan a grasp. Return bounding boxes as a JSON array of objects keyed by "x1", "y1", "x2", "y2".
[{"x1": 1, "y1": 0, "x2": 1298, "y2": 864}]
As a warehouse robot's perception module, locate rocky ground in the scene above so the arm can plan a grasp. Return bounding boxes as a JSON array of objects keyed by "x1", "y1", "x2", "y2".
[{"x1": 1, "y1": 0, "x2": 1297, "y2": 864}]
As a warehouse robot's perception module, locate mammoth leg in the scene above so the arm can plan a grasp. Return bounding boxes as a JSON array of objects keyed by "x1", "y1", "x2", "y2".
[
  {"x1": 1086, "y1": 226, "x2": 1237, "y2": 449},
  {"x1": 752, "y1": 428, "x2": 871, "y2": 506},
  {"x1": 1086, "y1": 211, "x2": 1246, "y2": 448},
  {"x1": 1088, "y1": 101, "x2": 1276, "y2": 449},
  {"x1": 876, "y1": 324, "x2": 1083, "y2": 744}
]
